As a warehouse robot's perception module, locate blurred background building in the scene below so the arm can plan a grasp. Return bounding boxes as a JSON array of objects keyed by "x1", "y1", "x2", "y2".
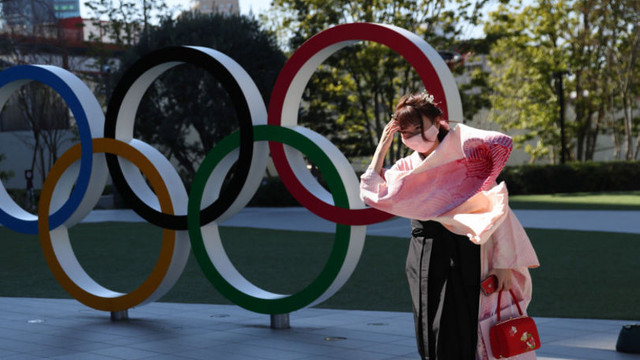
[
  {"x1": 1, "y1": 0, "x2": 80, "y2": 29},
  {"x1": 191, "y1": 0, "x2": 239, "y2": 15}
]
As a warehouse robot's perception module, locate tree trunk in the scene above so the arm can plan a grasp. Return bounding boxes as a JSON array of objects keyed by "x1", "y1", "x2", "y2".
[
  {"x1": 38, "y1": 146, "x2": 45, "y2": 186},
  {"x1": 609, "y1": 93, "x2": 622, "y2": 160},
  {"x1": 622, "y1": 94, "x2": 634, "y2": 160},
  {"x1": 574, "y1": 72, "x2": 586, "y2": 161},
  {"x1": 585, "y1": 105, "x2": 603, "y2": 160}
]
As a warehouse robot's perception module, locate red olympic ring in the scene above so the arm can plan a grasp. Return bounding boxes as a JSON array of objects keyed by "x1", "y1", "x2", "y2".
[{"x1": 268, "y1": 23, "x2": 462, "y2": 226}]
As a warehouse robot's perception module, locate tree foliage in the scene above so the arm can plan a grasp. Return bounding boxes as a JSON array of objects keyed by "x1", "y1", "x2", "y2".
[
  {"x1": 485, "y1": 0, "x2": 640, "y2": 163},
  {"x1": 0, "y1": 1, "x2": 77, "y2": 185},
  {"x1": 114, "y1": 12, "x2": 286, "y2": 185},
  {"x1": 603, "y1": 0, "x2": 640, "y2": 160},
  {"x1": 265, "y1": 0, "x2": 490, "y2": 166},
  {"x1": 83, "y1": 0, "x2": 172, "y2": 47},
  {"x1": 83, "y1": 0, "x2": 176, "y2": 107},
  {"x1": 14, "y1": 84, "x2": 73, "y2": 184},
  {"x1": 485, "y1": 0, "x2": 569, "y2": 163}
]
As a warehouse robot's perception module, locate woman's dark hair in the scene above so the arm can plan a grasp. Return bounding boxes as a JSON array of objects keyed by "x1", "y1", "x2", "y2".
[{"x1": 393, "y1": 93, "x2": 449, "y2": 142}]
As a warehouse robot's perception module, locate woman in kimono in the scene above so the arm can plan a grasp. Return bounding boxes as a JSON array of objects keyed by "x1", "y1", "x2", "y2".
[{"x1": 360, "y1": 93, "x2": 539, "y2": 359}]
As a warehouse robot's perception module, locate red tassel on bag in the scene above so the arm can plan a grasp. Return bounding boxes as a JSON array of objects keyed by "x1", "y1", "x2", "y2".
[{"x1": 489, "y1": 289, "x2": 541, "y2": 358}]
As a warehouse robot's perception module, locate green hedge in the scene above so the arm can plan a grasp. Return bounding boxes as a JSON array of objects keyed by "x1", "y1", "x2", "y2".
[
  {"x1": 5, "y1": 162, "x2": 638, "y2": 209},
  {"x1": 247, "y1": 177, "x2": 299, "y2": 207},
  {"x1": 6, "y1": 185, "x2": 123, "y2": 210},
  {"x1": 5, "y1": 188, "x2": 39, "y2": 212},
  {"x1": 497, "y1": 161, "x2": 640, "y2": 195}
]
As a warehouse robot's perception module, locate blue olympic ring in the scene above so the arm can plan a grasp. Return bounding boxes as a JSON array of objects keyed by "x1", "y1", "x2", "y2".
[{"x1": 0, "y1": 65, "x2": 103, "y2": 234}]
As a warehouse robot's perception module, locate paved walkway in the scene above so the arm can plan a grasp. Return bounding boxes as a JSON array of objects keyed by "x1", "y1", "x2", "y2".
[
  {"x1": 0, "y1": 297, "x2": 638, "y2": 360},
  {"x1": 83, "y1": 208, "x2": 640, "y2": 236},
  {"x1": 1, "y1": 208, "x2": 639, "y2": 359}
]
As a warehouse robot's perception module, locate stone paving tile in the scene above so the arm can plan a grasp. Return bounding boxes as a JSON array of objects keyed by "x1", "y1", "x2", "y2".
[
  {"x1": 50, "y1": 354, "x2": 121, "y2": 360},
  {"x1": 325, "y1": 348, "x2": 407, "y2": 360},
  {"x1": 538, "y1": 344, "x2": 639, "y2": 360},
  {"x1": 89, "y1": 346, "x2": 161, "y2": 359},
  {"x1": 361, "y1": 343, "x2": 419, "y2": 357},
  {"x1": 247, "y1": 337, "x2": 346, "y2": 357}
]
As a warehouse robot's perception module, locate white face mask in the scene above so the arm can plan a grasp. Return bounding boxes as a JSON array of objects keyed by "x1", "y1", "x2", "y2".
[{"x1": 401, "y1": 125, "x2": 439, "y2": 153}]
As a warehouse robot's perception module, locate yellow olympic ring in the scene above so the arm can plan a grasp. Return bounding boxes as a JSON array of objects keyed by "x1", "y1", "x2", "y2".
[{"x1": 38, "y1": 138, "x2": 188, "y2": 311}]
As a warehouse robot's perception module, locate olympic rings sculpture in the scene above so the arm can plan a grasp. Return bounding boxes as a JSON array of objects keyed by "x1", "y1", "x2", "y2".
[{"x1": 0, "y1": 23, "x2": 462, "y2": 315}]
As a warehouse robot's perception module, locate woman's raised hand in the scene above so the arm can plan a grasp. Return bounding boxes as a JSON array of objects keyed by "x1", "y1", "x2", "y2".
[
  {"x1": 370, "y1": 119, "x2": 400, "y2": 176},
  {"x1": 380, "y1": 120, "x2": 400, "y2": 147}
]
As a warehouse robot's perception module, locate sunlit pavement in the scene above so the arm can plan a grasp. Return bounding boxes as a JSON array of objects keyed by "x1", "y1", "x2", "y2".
[{"x1": 0, "y1": 297, "x2": 638, "y2": 360}]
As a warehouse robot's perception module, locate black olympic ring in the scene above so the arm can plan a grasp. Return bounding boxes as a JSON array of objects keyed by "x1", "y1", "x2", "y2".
[{"x1": 105, "y1": 46, "x2": 256, "y2": 230}]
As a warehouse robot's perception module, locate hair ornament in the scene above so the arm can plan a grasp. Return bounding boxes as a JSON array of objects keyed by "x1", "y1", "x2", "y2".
[{"x1": 421, "y1": 89, "x2": 437, "y2": 105}]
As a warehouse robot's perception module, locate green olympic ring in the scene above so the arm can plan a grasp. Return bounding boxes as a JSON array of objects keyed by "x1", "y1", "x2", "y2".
[{"x1": 188, "y1": 125, "x2": 361, "y2": 314}]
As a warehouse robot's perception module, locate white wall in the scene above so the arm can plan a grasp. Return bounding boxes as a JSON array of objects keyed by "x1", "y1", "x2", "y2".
[{"x1": 0, "y1": 130, "x2": 75, "y2": 189}]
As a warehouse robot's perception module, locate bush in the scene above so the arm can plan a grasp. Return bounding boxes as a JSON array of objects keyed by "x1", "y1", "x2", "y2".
[
  {"x1": 247, "y1": 177, "x2": 299, "y2": 207},
  {"x1": 4, "y1": 188, "x2": 39, "y2": 212},
  {"x1": 6, "y1": 162, "x2": 637, "y2": 209},
  {"x1": 497, "y1": 161, "x2": 640, "y2": 195}
]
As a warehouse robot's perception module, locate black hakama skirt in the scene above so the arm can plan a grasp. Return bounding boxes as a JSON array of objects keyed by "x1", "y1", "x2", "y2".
[{"x1": 406, "y1": 219, "x2": 481, "y2": 359}]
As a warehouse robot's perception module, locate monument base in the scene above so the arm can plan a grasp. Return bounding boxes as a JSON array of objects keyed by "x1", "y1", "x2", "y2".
[
  {"x1": 270, "y1": 314, "x2": 290, "y2": 329},
  {"x1": 111, "y1": 310, "x2": 129, "y2": 321}
]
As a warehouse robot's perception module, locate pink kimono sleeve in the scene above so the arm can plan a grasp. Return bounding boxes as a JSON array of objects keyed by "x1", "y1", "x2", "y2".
[
  {"x1": 359, "y1": 156, "x2": 413, "y2": 206},
  {"x1": 359, "y1": 158, "x2": 474, "y2": 220},
  {"x1": 435, "y1": 182, "x2": 510, "y2": 244},
  {"x1": 489, "y1": 207, "x2": 540, "y2": 269}
]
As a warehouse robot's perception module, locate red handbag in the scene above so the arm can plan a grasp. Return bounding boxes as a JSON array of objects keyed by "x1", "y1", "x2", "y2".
[{"x1": 489, "y1": 289, "x2": 540, "y2": 358}]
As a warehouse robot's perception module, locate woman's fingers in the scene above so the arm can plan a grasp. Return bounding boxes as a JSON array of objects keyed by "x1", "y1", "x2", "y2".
[
  {"x1": 502, "y1": 275, "x2": 512, "y2": 291},
  {"x1": 490, "y1": 268, "x2": 513, "y2": 292},
  {"x1": 381, "y1": 121, "x2": 399, "y2": 144},
  {"x1": 498, "y1": 276, "x2": 511, "y2": 291},
  {"x1": 385, "y1": 120, "x2": 399, "y2": 133}
]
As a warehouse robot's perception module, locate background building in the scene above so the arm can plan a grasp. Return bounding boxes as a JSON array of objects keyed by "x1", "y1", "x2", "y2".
[
  {"x1": 191, "y1": 0, "x2": 239, "y2": 15},
  {"x1": 1, "y1": 0, "x2": 55, "y2": 29},
  {"x1": 1, "y1": 0, "x2": 80, "y2": 25},
  {"x1": 53, "y1": 0, "x2": 80, "y2": 19}
]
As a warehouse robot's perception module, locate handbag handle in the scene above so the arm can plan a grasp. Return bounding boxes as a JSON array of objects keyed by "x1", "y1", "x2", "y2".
[{"x1": 496, "y1": 289, "x2": 524, "y2": 322}]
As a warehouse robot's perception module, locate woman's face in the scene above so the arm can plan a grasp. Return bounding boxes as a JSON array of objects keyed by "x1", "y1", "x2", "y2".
[{"x1": 398, "y1": 116, "x2": 436, "y2": 140}]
